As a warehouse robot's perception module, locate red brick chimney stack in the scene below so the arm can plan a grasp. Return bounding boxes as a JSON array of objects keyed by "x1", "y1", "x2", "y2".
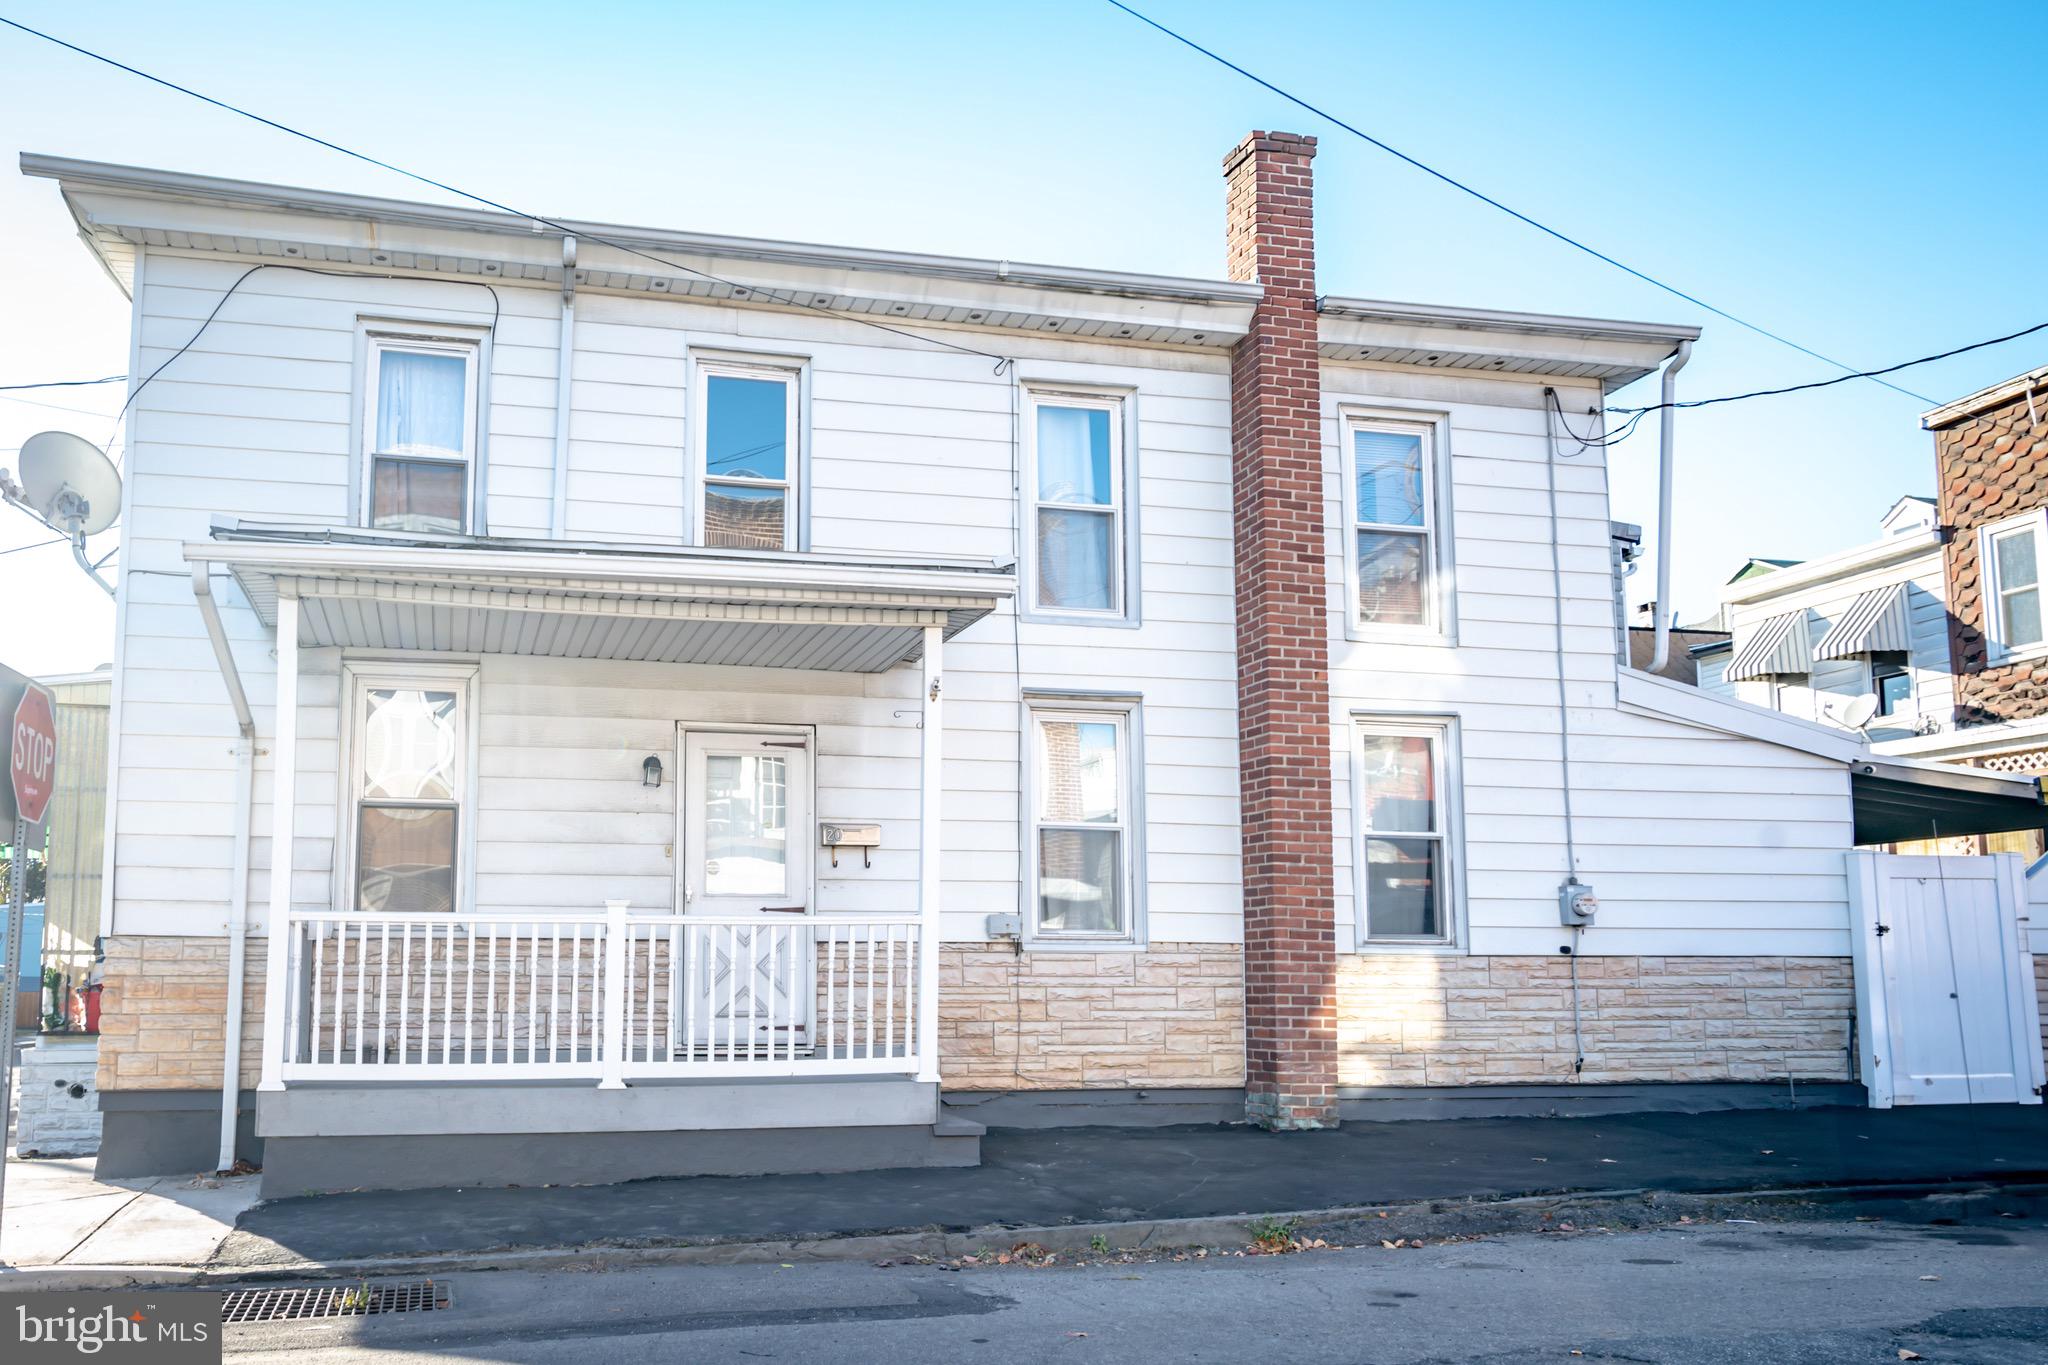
[{"x1": 1223, "y1": 130, "x2": 1340, "y2": 1130}]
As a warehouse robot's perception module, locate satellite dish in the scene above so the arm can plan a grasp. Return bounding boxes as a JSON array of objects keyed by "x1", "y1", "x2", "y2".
[
  {"x1": 1837, "y1": 694, "x2": 1879, "y2": 730},
  {"x1": 18, "y1": 430, "x2": 122, "y2": 536}
]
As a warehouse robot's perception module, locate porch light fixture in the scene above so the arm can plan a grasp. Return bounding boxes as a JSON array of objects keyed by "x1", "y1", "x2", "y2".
[{"x1": 642, "y1": 755, "x2": 663, "y2": 788}]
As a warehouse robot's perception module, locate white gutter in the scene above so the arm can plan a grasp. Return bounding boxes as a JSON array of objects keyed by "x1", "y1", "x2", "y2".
[
  {"x1": 551, "y1": 236, "x2": 577, "y2": 539},
  {"x1": 1649, "y1": 339, "x2": 1695, "y2": 674},
  {"x1": 191, "y1": 565, "x2": 255, "y2": 1174}
]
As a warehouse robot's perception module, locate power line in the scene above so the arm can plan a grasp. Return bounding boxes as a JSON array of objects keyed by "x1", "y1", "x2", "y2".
[
  {"x1": 0, "y1": 375, "x2": 125, "y2": 391},
  {"x1": 0, "y1": 537, "x2": 66, "y2": 556},
  {"x1": 1101, "y1": 0, "x2": 1936, "y2": 405},
  {"x1": 0, "y1": 16, "x2": 1013, "y2": 375},
  {"x1": 1609, "y1": 319, "x2": 2048, "y2": 415}
]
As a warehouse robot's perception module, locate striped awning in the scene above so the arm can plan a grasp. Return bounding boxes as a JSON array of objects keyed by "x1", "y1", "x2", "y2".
[
  {"x1": 1726, "y1": 610, "x2": 1813, "y2": 682},
  {"x1": 1815, "y1": 584, "x2": 1911, "y2": 661}
]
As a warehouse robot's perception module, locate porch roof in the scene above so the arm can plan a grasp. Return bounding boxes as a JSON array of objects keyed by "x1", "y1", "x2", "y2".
[{"x1": 187, "y1": 523, "x2": 1012, "y2": 673}]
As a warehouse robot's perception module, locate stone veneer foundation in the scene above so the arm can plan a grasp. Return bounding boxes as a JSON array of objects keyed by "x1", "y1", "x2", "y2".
[
  {"x1": 1339, "y1": 955, "x2": 1856, "y2": 1087},
  {"x1": 938, "y1": 944, "x2": 1246, "y2": 1090},
  {"x1": 98, "y1": 935, "x2": 1883, "y2": 1101}
]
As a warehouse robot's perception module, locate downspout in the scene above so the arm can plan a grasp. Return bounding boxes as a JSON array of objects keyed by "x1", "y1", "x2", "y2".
[
  {"x1": 550, "y1": 236, "x2": 578, "y2": 538},
  {"x1": 192, "y1": 563, "x2": 256, "y2": 1173},
  {"x1": 1648, "y1": 339, "x2": 1695, "y2": 674}
]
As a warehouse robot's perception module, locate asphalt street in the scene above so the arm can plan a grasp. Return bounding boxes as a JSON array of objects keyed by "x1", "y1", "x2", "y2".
[{"x1": 216, "y1": 1215, "x2": 2048, "y2": 1364}]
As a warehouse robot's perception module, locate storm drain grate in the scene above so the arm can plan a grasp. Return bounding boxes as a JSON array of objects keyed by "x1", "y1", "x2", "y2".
[{"x1": 220, "y1": 1280, "x2": 449, "y2": 1324}]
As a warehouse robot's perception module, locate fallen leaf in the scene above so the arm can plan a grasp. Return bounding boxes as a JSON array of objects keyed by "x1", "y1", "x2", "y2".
[
  {"x1": 1531, "y1": 1156, "x2": 1549, "y2": 1163},
  {"x1": 1382, "y1": 1239, "x2": 1398, "y2": 1249},
  {"x1": 1898, "y1": 1351, "x2": 1923, "y2": 1361},
  {"x1": 1919, "y1": 1275, "x2": 1940, "y2": 1282},
  {"x1": 1067, "y1": 1331, "x2": 1088, "y2": 1338}
]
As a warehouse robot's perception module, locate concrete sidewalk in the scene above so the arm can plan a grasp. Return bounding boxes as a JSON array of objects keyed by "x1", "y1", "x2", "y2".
[
  {"x1": 4, "y1": 1104, "x2": 2044, "y2": 1286},
  {"x1": 0, "y1": 1154, "x2": 259, "y2": 1278}
]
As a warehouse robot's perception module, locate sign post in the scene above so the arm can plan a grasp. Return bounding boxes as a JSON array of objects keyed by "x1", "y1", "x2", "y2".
[{"x1": 0, "y1": 662, "x2": 58, "y2": 1260}]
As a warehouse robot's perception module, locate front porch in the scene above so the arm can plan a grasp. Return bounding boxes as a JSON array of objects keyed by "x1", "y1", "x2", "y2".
[{"x1": 187, "y1": 525, "x2": 1012, "y2": 1182}]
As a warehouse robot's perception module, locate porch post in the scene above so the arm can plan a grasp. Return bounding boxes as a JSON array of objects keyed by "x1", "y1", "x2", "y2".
[
  {"x1": 917, "y1": 625, "x2": 943, "y2": 1083},
  {"x1": 257, "y1": 593, "x2": 299, "y2": 1092},
  {"x1": 599, "y1": 899, "x2": 629, "y2": 1088}
]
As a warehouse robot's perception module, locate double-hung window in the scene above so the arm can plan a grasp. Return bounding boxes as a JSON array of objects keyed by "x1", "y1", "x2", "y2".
[
  {"x1": 696, "y1": 360, "x2": 799, "y2": 550},
  {"x1": 1344, "y1": 415, "x2": 1442, "y2": 634},
  {"x1": 1981, "y1": 513, "x2": 2046, "y2": 657},
  {"x1": 1029, "y1": 707, "x2": 1136, "y2": 942},
  {"x1": 1027, "y1": 393, "x2": 1126, "y2": 617},
  {"x1": 363, "y1": 334, "x2": 479, "y2": 534},
  {"x1": 346, "y1": 668, "x2": 472, "y2": 915},
  {"x1": 1353, "y1": 718, "x2": 1457, "y2": 945}
]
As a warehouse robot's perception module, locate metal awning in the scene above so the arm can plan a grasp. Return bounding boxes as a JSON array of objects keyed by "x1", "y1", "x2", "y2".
[
  {"x1": 1851, "y1": 757, "x2": 2047, "y2": 846},
  {"x1": 1815, "y1": 584, "x2": 1911, "y2": 661},
  {"x1": 1726, "y1": 610, "x2": 1813, "y2": 683},
  {"x1": 187, "y1": 527, "x2": 1013, "y2": 674}
]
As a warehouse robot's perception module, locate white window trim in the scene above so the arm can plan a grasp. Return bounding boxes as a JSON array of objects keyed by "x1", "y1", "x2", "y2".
[
  {"x1": 1338, "y1": 406, "x2": 1456, "y2": 645},
  {"x1": 333, "y1": 659, "x2": 481, "y2": 916},
  {"x1": 357, "y1": 325, "x2": 486, "y2": 535},
  {"x1": 690, "y1": 354, "x2": 805, "y2": 552},
  {"x1": 1019, "y1": 385, "x2": 1141, "y2": 627},
  {"x1": 1022, "y1": 697, "x2": 1145, "y2": 948},
  {"x1": 1977, "y1": 509, "x2": 2048, "y2": 664},
  {"x1": 1348, "y1": 712, "x2": 1465, "y2": 954}
]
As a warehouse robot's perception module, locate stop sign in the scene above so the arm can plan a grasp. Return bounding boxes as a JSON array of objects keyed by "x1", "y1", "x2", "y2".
[{"x1": 10, "y1": 684, "x2": 55, "y2": 826}]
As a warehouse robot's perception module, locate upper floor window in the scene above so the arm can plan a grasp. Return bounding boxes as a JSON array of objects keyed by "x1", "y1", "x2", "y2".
[
  {"x1": 1025, "y1": 392, "x2": 1128, "y2": 619},
  {"x1": 696, "y1": 360, "x2": 799, "y2": 551},
  {"x1": 1028, "y1": 705, "x2": 1138, "y2": 944},
  {"x1": 1981, "y1": 513, "x2": 2046, "y2": 657},
  {"x1": 364, "y1": 334, "x2": 479, "y2": 534},
  {"x1": 1872, "y1": 655, "x2": 1911, "y2": 717},
  {"x1": 1343, "y1": 414, "x2": 1447, "y2": 637}
]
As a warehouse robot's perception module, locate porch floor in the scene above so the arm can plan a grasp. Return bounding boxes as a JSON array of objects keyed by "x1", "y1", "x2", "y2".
[{"x1": 216, "y1": 1104, "x2": 2048, "y2": 1271}]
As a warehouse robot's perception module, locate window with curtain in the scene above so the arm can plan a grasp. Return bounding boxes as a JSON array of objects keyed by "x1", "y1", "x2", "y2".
[
  {"x1": 1348, "y1": 419, "x2": 1437, "y2": 631},
  {"x1": 698, "y1": 363, "x2": 798, "y2": 550},
  {"x1": 352, "y1": 684, "x2": 464, "y2": 914},
  {"x1": 1031, "y1": 708, "x2": 1133, "y2": 940},
  {"x1": 1029, "y1": 396, "x2": 1123, "y2": 616},
  {"x1": 365, "y1": 339, "x2": 476, "y2": 534},
  {"x1": 1355, "y1": 720, "x2": 1455, "y2": 943}
]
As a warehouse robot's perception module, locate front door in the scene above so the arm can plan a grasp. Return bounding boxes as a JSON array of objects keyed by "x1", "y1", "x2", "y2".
[{"x1": 679, "y1": 728, "x2": 815, "y2": 1051}]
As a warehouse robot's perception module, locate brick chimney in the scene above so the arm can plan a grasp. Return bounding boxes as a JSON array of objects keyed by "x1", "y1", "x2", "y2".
[{"x1": 1223, "y1": 130, "x2": 1339, "y2": 1130}]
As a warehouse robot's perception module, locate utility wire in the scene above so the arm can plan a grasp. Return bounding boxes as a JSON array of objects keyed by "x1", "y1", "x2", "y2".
[
  {"x1": 0, "y1": 16, "x2": 1013, "y2": 375},
  {"x1": 0, "y1": 537, "x2": 66, "y2": 556},
  {"x1": 1102, "y1": 0, "x2": 1935, "y2": 404},
  {"x1": 1609, "y1": 319, "x2": 2048, "y2": 415},
  {"x1": 0, "y1": 375, "x2": 126, "y2": 391}
]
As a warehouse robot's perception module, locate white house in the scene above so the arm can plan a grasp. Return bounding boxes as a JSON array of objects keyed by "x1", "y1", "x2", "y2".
[
  {"x1": 23, "y1": 134, "x2": 2038, "y2": 1197},
  {"x1": 1700, "y1": 495, "x2": 1953, "y2": 747}
]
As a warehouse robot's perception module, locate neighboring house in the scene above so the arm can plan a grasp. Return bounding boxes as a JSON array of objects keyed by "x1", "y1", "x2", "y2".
[
  {"x1": 23, "y1": 136, "x2": 2037, "y2": 1194},
  {"x1": 1878, "y1": 367, "x2": 2048, "y2": 858},
  {"x1": 1701, "y1": 496, "x2": 1950, "y2": 748}
]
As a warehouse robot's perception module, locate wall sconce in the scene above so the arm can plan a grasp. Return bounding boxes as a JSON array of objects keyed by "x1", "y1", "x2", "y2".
[{"x1": 642, "y1": 755, "x2": 663, "y2": 788}]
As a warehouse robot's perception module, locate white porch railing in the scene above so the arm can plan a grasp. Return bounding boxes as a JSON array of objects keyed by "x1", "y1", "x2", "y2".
[{"x1": 272, "y1": 904, "x2": 927, "y2": 1084}]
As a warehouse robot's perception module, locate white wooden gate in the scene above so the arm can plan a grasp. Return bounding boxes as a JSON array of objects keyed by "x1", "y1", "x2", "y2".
[{"x1": 1847, "y1": 852, "x2": 2044, "y2": 1108}]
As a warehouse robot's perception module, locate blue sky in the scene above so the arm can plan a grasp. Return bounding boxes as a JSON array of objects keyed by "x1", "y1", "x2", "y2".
[{"x1": 2, "y1": 0, "x2": 2042, "y2": 674}]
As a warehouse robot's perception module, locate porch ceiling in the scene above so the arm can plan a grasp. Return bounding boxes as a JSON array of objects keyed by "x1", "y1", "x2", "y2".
[{"x1": 187, "y1": 528, "x2": 1011, "y2": 673}]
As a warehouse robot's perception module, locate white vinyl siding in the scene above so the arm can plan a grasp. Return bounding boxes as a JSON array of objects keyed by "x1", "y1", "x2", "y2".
[
  {"x1": 1322, "y1": 368, "x2": 1857, "y2": 959},
  {"x1": 109, "y1": 249, "x2": 1239, "y2": 946}
]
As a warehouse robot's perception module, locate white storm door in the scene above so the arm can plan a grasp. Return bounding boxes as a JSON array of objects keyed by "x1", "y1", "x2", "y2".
[{"x1": 680, "y1": 729, "x2": 815, "y2": 1051}]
